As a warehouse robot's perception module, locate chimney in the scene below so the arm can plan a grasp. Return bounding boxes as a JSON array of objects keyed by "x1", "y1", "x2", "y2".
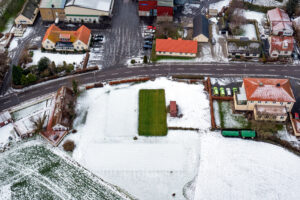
[
  {"x1": 52, "y1": 4, "x2": 55, "y2": 8},
  {"x1": 259, "y1": 82, "x2": 264, "y2": 86}
]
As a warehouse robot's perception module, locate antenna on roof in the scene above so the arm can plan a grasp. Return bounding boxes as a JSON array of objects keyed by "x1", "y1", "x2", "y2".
[
  {"x1": 52, "y1": 4, "x2": 55, "y2": 8},
  {"x1": 259, "y1": 82, "x2": 263, "y2": 86}
]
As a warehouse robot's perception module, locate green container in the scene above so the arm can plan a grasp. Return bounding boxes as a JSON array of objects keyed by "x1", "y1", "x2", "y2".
[
  {"x1": 241, "y1": 130, "x2": 256, "y2": 138},
  {"x1": 222, "y1": 130, "x2": 240, "y2": 137}
]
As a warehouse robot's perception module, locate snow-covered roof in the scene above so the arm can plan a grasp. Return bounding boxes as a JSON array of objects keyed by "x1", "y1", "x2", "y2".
[
  {"x1": 293, "y1": 16, "x2": 300, "y2": 27},
  {"x1": 0, "y1": 111, "x2": 11, "y2": 125},
  {"x1": 270, "y1": 36, "x2": 293, "y2": 52},
  {"x1": 237, "y1": 87, "x2": 247, "y2": 101},
  {"x1": 267, "y1": 8, "x2": 290, "y2": 22},
  {"x1": 66, "y1": 0, "x2": 113, "y2": 12},
  {"x1": 40, "y1": 0, "x2": 66, "y2": 8},
  {"x1": 243, "y1": 78, "x2": 296, "y2": 102}
]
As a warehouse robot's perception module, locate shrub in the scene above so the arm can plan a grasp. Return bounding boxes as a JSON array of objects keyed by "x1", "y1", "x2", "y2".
[
  {"x1": 65, "y1": 64, "x2": 74, "y2": 73},
  {"x1": 63, "y1": 140, "x2": 75, "y2": 152},
  {"x1": 12, "y1": 65, "x2": 23, "y2": 85},
  {"x1": 131, "y1": 59, "x2": 136, "y2": 64},
  {"x1": 38, "y1": 57, "x2": 50, "y2": 72},
  {"x1": 143, "y1": 55, "x2": 148, "y2": 64},
  {"x1": 133, "y1": 136, "x2": 138, "y2": 140},
  {"x1": 29, "y1": 51, "x2": 34, "y2": 57}
]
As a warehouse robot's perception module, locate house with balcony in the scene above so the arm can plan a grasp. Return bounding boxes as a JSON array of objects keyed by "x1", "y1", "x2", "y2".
[
  {"x1": 42, "y1": 24, "x2": 91, "y2": 51},
  {"x1": 269, "y1": 36, "x2": 293, "y2": 58},
  {"x1": 267, "y1": 8, "x2": 293, "y2": 36},
  {"x1": 234, "y1": 78, "x2": 295, "y2": 122},
  {"x1": 155, "y1": 38, "x2": 198, "y2": 57}
]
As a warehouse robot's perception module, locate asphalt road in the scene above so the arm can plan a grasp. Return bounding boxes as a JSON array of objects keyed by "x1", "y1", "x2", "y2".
[{"x1": 1, "y1": 63, "x2": 300, "y2": 112}]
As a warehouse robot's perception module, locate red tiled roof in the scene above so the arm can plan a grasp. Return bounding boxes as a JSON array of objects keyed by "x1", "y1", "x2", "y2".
[
  {"x1": 243, "y1": 78, "x2": 296, "y2": 102},
  {"x1": 156, "y1": 38, "x2": 198, "y2": 54},
  {"x1": 42, "y1": 24, "x2": 91, "y2": 45},
  {"x1": 270, "y1": 36, "x2": 293, "y2": 52},
  {"x1": 267, "y1": 8, "x2": 290, "y2": 22}
]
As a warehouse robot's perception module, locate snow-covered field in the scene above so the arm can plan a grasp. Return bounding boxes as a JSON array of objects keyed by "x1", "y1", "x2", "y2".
[
  {"x1": 64, "y1": 77, "x2": 300, "y2": 200},
  {"x1": 66, "y1": 78, "x2": 208, "y2": 200},
  {"x1": 30, "y1": 50, "x2": 86, "y2": 66},
  {"x1": 195, "y1": 131, "x2": 300, "y2": 200},
  {"x1": 209, "y1": 0, "x2": 230, "y2": 11}
]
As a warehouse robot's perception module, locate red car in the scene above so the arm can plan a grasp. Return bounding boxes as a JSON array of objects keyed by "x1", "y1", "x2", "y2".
[
  {"x1": 147, "y1": 26, "x2": 156, "y2": 30},
  {"x1": 295, "y1": 113, "x2": 299, "y2": 119}
]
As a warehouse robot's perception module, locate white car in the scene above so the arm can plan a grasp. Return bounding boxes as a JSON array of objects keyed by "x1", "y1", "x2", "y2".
[{"x1": 226, "y1": 88, "x2": 232, "y2": 96}]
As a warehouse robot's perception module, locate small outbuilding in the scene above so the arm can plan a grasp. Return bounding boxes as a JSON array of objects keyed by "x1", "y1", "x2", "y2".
[
  {"x1": 15, "y1": 0, "x2": 40, "y2": 25},
  {"x1": 0, "y1": 111, "x2": 12, "y2": 128},
  {"x1": 193, "y1": 14, "x2": 209, "y2": 43},
  {"x1": 170, "y1": 101, "x2": 177, "y2": 117}
]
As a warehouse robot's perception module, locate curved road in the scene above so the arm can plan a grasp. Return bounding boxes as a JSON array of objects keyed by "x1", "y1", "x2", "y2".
[{"x1": 0, "y1": 63, "x2": 300, "y2": 111}]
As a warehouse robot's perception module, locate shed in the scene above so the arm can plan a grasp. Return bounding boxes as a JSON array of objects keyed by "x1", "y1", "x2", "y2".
[
  {"x1": 193, "y1": 15, "x2": 209, "y2": 42},
  {"x1": 208, "y1": 9, "x2": 218, "y2": 17},
  {"x1": 0, "y1": 111, "x2": 12, "y2": 128},
  {"x1": 221, "y1": 130, "x2": 239, "y2": 137},
  {"x1": 170, "y1": 101, "x2": 177, "y2": 117}
]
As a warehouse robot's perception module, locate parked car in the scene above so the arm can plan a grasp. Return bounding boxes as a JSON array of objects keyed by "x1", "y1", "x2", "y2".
[
  {"x1": 93, "y1": 36, "x2": 103, "y2": 42},
  {"x1": 144, "y1": 36, "x2": 153, "y2": 40},
  {"x1": 220, "y1": 87, "x2": 225, "y2": 96},
  {"x1": 232, "y1": 87, "x2": 238, "y2": 94},
  {"x1": 213, "y1": 87, "x2": 219, "y2": 96},
  {"x1": 292, "y1": 52, "x2": 299, "y2": 60},
  {"x1": 147, "y1": 26, "x2": 156, "y2": 30},
  {"x1": 143, "y1": 44, "x2": 152, "y2": 50},
  {"x1": 144, "y1": 40, "x2": 153, "y2": 45},
  {"x1": 295, "y1": 113, "x2": 299, "y2": 119},
  {"x1": 226, "y1": 88, "x2": 232, "y2": 96}
]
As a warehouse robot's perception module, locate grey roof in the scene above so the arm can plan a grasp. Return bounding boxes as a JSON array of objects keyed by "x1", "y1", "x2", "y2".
[
  {"x1": 228, "y1": 41, "x2": 261, "y2": 54},
  {"x1": 193, "y1": 14, "x2": 209, "y2": 38},
  {"x1": 157, "y1": 0, "x2": 174, "y2": 7},
  {"x1": 21, "y1": 0, "x2": 40, "y2": 20}
]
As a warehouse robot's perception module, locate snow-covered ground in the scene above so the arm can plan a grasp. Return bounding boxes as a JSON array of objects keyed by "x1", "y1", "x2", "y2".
[
  {"x1": 195, "y1": 131, "x2": 300, "y2": 200},
  {"x1": 241, "y1": 24, "x2": 257, "y2": 40},
  {"x1": 209, "y1": 0, "x2": 230, "y2": 12},
  {"x1": 65, "y1": 78, "x2": 209, "y2": 200},
  {"x1": 252, "y1": 0, "x2": 287, "y2": 7},
  {"x1": 30, "y1": 50, "x2": 86, "y2": 66},
  {"x1": 0, "y1": 124, "x2": 14, "y2": 149},
  {"x1": 243, "y1": 10, "x2": 266, "y2": 35},
  {"x1": 9, "y1": 27, "x2": 33, "y2": 51}
]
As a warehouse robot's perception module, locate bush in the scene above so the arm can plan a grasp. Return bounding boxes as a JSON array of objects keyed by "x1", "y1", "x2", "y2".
[
  {"x1": 38, "y1": 57, "x2": 50, "y2": 72},
  {"x1": 143, "y1": 55, "x2": 148, "y2": 64},
  {"x1": 65, "y1": 64, "x2": 74, "y2": 73},
  {"x1": 63, "y1": 140, "x2": 75, "y2": 152},
  {"x1": 12, "y1": 65, "x2": 23, "y2": 85},
  {"x1": 131, "y1": 59, "x2": 136, "y2": 64},
  {"x1": 29, "y1": 51, "x2": 34, "y2": 57}
]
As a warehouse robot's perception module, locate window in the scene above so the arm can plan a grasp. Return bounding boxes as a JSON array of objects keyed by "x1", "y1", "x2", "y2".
[
  {"x1": 284, "y1": 51, "x2": 288, "y2": 54},
  {"x1": 273, "y1": 116, "x2": 276, "y2": 119},
  {"x1": 287, "y1": 102, "x2": 291, "y2": 104},
  {"x1": 280, "y1": 116, "x2": 284, "y2": 119},
  {"x1": 265, "y1": 101, "x2": 268, "y2": 104},
  {"x1": 47, "y1": 41, "x2": 49, "y2": 44},
  {"x1": 250, "y1": 101, "x2": 254, "y2": 103},
  {"x1": 258, "y1": 101, "x2": 261, "y2": 103},
  {"x1": 273, "y1": 101, "x2": 276, "y2": 104},
  {"x1": 265, "y1": 115, "x2": 269, "y2": 118},
  {"x1": 280, "y1": 102, "x2": 283, "y2": 105},
  {"x1": 46, "y1": 45, "x2": 48, "y2": 48},
  {"x1": 78, "y1": 41, "x2": 81, "y2": 45},
  {"x1": 232, "y1": 53, "x2": 236, "y2": 55},
  {"x1": 253, "y1": 53, "x2": 257, "y2": 56},
  {"x1": 81, "y1": 46, "x2": 84, "y2": 50}
]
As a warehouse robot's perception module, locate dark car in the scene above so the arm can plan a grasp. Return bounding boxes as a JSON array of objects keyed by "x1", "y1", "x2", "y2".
[
  {"x1": 143, "y1": 44, "x2": 152, "y2": 50},
  {"x1": 144, "y1": 40, "x2": 153, "y2": 45}
]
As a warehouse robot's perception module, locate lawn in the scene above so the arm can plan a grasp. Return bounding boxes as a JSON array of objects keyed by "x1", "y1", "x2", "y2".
[
  {"x1": 214, "y1": 100, "x2": 251, "y2": 129},
  {"x1": 138, "y1": 89, "x2": 167, "y2": 136},
  {"x1": 0, "y1": 143, "x2": 133, "y2": 200}
]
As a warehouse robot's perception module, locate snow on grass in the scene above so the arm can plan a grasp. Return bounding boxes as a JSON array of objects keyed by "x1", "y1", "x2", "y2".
[
  {"x1": 195, "y1": 131, "x2": 300, "y2": 200},
  {"x1": 66, "y1": 78, "x2": 207, "y2": 200},
  {"x1": 183, "y1": 4, "x2": 201, "y2": 15},
  {"x1": 241, "y1": 24, "x2": 257, "y2": 40},
  {"x1": 0, "y1": 141, "x2": 133, "y2": 199},
  {"x1": 243, "y1": 10, "x2": 266, "y2": 34},
  {"x1": 30, "y1": 50, "x2": 85, "y2": 66},
  {"x1": 209, "y1": 0, "x2": 230, "y2": 12}
]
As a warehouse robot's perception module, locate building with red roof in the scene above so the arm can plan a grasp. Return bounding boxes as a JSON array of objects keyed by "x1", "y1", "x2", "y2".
[
  {"x1": 138, "y1": 0, "x2": 173, "y2": 21},
  {"x1": 269, "y1": 36, "x2": 293, "y2": 58},
  {"x1": 267, "y1": 8, "x2": 293, "y2": 36},
  {"x1": 42, "y1": 24, "x2": 91, "y2": 51},
  {"x1": 156, "y1": 38, "x2": 198, "y2": 57},
  {"x1": 234, "y1": 78, "x2": 295, "y2": 121},
  {"x1": 170, "y1": 101, "x2": 177, "y2": 117}
]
